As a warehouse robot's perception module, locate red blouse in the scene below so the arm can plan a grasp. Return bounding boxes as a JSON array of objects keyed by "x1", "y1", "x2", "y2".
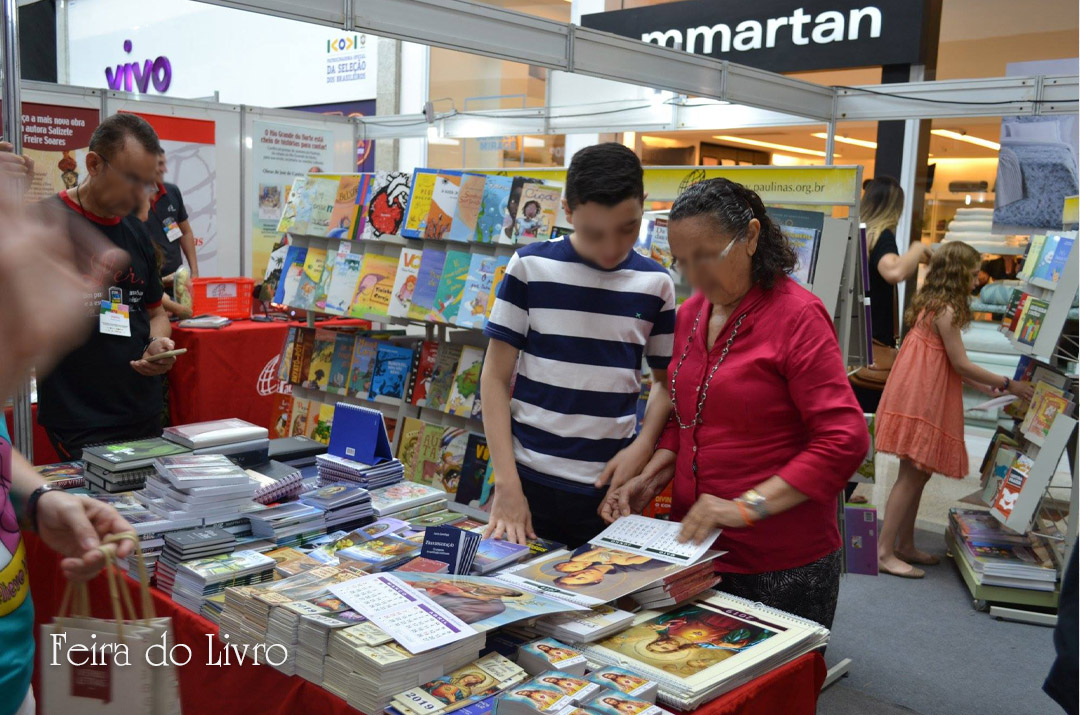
[{"x1": 657, "y1": 278, "x2": 869, "y2": 574}]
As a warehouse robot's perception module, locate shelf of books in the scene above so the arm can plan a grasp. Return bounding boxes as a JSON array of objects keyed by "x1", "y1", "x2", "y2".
[{"x1": 1000, "y1": 232, "x2": 1078, "y2": 364}]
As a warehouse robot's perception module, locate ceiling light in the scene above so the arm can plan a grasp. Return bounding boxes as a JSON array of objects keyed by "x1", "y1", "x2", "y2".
[
  {"x1": 810, "y1": 132, "x2": 877, "y2": 149},
  {"x1": 523, "y1": 137, "x2": 545, "y2": 149},
  {"x1": 931, "y1": 129, "x2": 1000, "y2": 151},
  {"x1": 713, "y1": 135, "x2": 835, "y2": 158}
]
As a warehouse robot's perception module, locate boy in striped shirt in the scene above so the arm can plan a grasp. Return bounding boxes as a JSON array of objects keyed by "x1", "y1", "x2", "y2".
[{"x1": 481, "y1": 143, "x2": 676, "y2": 548}]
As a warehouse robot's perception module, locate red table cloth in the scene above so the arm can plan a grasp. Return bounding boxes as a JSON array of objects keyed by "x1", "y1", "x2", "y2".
[
  {"x1": 24, "y1": 534, "x2": 824, "y2": 715},
  {"x1": 169, "y1": 318, "x2": 368, "y2": 428},
  {"x1": 3, "y1": 405, "x2": 61, "y2": 466}
]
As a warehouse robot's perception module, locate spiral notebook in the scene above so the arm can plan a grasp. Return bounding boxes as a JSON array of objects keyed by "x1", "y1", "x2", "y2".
[{"x1": 327, "y1": 402, "x2": 394, "y2": 465}]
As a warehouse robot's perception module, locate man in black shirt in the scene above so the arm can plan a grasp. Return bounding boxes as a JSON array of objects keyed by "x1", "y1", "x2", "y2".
[
  {"x1": 144, "y1": 149, "x2": 199, "y2": 284},
  {"x1": 37, "y1": 113, "x2": 179, "y2": 459}
]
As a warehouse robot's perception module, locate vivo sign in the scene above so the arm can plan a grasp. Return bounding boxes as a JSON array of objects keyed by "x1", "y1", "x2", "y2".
[
  {"x1": 581, "y1": 0, "x2": 926, "y2": 74},
  {"x1": 105, "y1": 40, "x2": 172, "y2": 94}
]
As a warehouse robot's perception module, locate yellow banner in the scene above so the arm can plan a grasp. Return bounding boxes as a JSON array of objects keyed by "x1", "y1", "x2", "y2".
[
  {"x1": 1063, "y1": 195, "x2": 1078, "y2": 228},
  {"x1": 470, "y1": 165, "x2": 861, "y2": 205}
]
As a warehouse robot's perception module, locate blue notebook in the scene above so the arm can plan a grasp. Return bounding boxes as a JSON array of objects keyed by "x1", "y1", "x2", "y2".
[{"x1": 327, "y1": 403, "x2": 393, "y2": 465}]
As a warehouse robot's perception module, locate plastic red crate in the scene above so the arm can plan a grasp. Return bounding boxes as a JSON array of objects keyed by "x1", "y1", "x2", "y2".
[{"x1": 191, "y1": 277, "x2": 254, "y2": 320}]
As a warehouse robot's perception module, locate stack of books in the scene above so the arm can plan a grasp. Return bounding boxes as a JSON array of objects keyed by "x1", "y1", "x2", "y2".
[
  {"x1": 245, "y1": 460, "x2": 305, "y2": 504},
  {"x1": 471, "y1": 539, "x2": 532, "y2": 575},
  {"x1": 141, "y1": 454, "x2": 257, "y2": 523},
  {"x1": 369, "y1": 482, "x2": 448, "y2": 519},
  {"x1": 388, "y1": 652, "x2": 529, "y2": 715},
  {"x1": 99, "y1": 493, "x2": 202, "y2": 580},
  {"x1": 316, "y1": 452, "x2": 405, "y2": 489},
  {"x1": 163, "y1": 418, "x2": 271, "y2": 467},
  {"x1": 628, "y1": 559, "x2": 722, "y2": 609},
  {"x1": 82, "y1": 438, "x2": 191, "y2": 492},
  {"x1": 533, "y1": 606, "x2": 636, "y2": 644},
  {"x1": 155, "y1": 527, "x2": 236, "y2": 596},
  {"x1": 300, "y1": 483, "x2": 374, "y2": 531},
  {"x1": 169, "y1": 550, "x2": 277, "y2": 613},
  {"x1": 517, "y1": 638, "x2": 588, "y2": 676},
  {"x1": 246, "y1": 501, "x2": 327, "y2": 547},
  {"x1": 948, "y1": 508, "x2": 1058, "y2": 591},
  {"x1": 35, "y1": 461, "x2": 86, "y2": 489},
  {"x1": 295, "y1": 608, "x2": 369, "y2": 683},
  {"x1": 322, "y1": 627, "x2": 485, "y2": 713},
  {"x1": 336, "y1": 534, "x2": 421, "y2": 572}
]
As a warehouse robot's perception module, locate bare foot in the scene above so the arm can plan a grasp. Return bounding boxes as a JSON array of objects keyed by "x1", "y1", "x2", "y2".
[
  {"x1": 895, "y1": 548, "x2": 940, "y2": 566},
  {"x1": 878, "y1": 554, "x2": 925, "y2": 579}
]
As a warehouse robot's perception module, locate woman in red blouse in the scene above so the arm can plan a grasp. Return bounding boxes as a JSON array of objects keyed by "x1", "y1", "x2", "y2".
[{"x1": 600, "y1": 178, "x2": 869, "y2": 628}]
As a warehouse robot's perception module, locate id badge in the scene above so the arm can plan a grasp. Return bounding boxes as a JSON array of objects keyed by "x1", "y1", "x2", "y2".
[
  {"x1": 99, "y1": 300, "x2": 131, "y2": 337},
  {"x1": 164, "y1": 217, "x2": 182, "y2": 242}
]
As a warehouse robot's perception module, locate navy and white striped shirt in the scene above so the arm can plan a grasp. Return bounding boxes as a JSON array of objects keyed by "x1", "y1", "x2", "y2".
[{"x1": 483, "y1": 237, "x2": 676, "y2": 491}]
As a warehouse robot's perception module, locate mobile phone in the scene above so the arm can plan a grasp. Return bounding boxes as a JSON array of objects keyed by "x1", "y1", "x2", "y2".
[{"x1": 145, "y1": 348, "x2": 187, "y2": 362}]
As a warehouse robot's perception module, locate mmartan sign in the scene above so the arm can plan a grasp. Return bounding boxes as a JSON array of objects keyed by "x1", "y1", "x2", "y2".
[{"x1": 581, "y1": 0, "x2": 927, "y2": 74}]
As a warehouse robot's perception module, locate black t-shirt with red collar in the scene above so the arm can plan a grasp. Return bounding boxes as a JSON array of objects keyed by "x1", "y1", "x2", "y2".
[
  {"x1": 36, "y1": 191, "x2": 165, "y2": 431},
  {"x1": 145, "y1": 182, "x2": 188, "y2": 276}
]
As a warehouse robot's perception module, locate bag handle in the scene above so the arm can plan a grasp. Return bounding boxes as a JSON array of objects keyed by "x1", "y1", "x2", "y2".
[
  {"x1": 101, "y1": 532, "x2": 155, "y2": 622},
  {"x1": 53, "y1": 532, "x2": 154, "y2": 636}
]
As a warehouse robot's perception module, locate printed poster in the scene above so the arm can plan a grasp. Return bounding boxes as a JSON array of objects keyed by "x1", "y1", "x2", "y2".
[{"x1": 4, "y1": 102, "x2": 99, "y2": 202}]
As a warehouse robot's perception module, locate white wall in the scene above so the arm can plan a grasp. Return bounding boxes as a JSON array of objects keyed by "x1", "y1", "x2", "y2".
[{"x1": 66, "y1": 0, "x2": 377, "y2": 107}]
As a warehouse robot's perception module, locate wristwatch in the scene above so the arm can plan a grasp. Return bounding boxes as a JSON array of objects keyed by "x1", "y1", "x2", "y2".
[
  {"x1": 25, "y1": 484, "x2": 62, "y2": 532},
  {"x1": 1001, "y1": 377, "x2": 1011, "y2": 392},
  {"x1": 735, "y1": 489, "x2": 769, "y2": 522}
]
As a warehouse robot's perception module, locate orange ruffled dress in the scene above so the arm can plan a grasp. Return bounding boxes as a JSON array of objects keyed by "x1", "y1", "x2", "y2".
[{"x1": 874, "y1": 314, "x2": 969, "y2": 478}]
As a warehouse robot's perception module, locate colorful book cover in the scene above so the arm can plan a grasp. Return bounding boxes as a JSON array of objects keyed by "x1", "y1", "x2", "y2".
[
  {"x1": 323, "y1": 247, "x2": 363, "y2": 316},
  {"x1": 424, "y1": 172, "x2": 463, "y2": 240},
  {"x1": 649, "y1": 218, "x2": 672, "y2": 269},
  {"x1": 388, "y1": 247, "x2": 423, "y2": 319},
  {"x1": 448, "y1": 173, "x2": 488, "y2": 242},
  {"x1": 277, "y1": 327, "x2": 298, "y2": 383},
  {"x1": 425, "y1": 343, "x2": 463, "y2": 412},
  {"x1": 414, "y1": 423, "x2": 446, "y2": 484},
  {"x1": 1011, "y1": 294, "x2": 1033, "y2": 336},
  {"x1": 362, "y1": 171, "x2": 412, "y2": 240},
  {"x1": 289, "y1": 398, "x2": 312, "y2": 437},
  {"x1": 370, "y1": 343, "x2": 415, "y2": 404},
  {"x1": 1001, "y1": 288, "x2": 1026, "y2": 328},
  {"x1": 513, "y1": 183, "x2": 562, "y2": 244},
  {"x1": 446, "y1": 345, "x2": 484, "y2": 417},
  {"x1": 1026, "y1": 391, "x2": 1070, "y2": 442},
  {"x1": 327, "y1": 175, "x2": 363, "y2": 239},
  {"x1": 1046, "y1": 235, "x2": 1074, "y2": 283},
  {"x1": 1020, "y1": 381, "x2": 1067, "y2": 435},
  {"x1": 275, "y1": 176, "x2": 308, "y2": 234},
  {"x1": 270, "y1": 394, "x2": 294, "y2": 439},
  {"x1": 422, "y1": 427, "x2": 469, "y2": 494},
  {"x1": 402, "y1": 168, "x2": 439, "y2": 239},
  {"x1": 410, "y1": 340, "x2": 440, "y2": 406},
  {"x1": 475, "y1": 175, "x2": 514, "y2": 244},
  {"x1": 313, "y1": 403, "x2": 336, "y2": 444},
  {"x1": 1017, "y1": 298, "x2": 1049, "y2": 346},
  {"x1": 455, "y1": 434, "x2": 490, "y2": 508},
  {"x1": 305, "y1": 174, "x2": 342, "y2": 237},
  {"x1": 289, "y1": 329, "x2": 315, "y2": 386},
  {"x1": 274, "y1": 244, "x2": 307, "y2": 305},
  {"x1": 347, "y1": 337, "x2": 379, "y2": 398},
  {"x1": 457, "y1": 255, "x2": 500, "y2": 329},
  {"x1": 635, "y1": 219, "x2": 654, "y2": 258},
  {"x1": 310, "y1": 245, "x2": 338, "y2": 313},
  {"x1": 396, "y1": 417, "x2": 426, "y2": 481},
  {"x1": 349, "y1": 253, "x2": 399, "y2": 317},
  {"x1": 327, "y1": 332, "x2": 357, "y2": 395},
  {"x1": 430, "y1": 250, "x2": 472, "y2": 324},
  {"x1": 408, "y1": 249, "x2": 448, "y2": 321},
  {"x1": 500, "y1": 177, "x2": 541, "y2": 245},
  {"x1": 294, "y1": 247, "x2": 327, "y2": 310},
  {"x1": 486, "y1": 258, "x2": 512, "y2": 318},
  {"x1": 304, "y1": 329, "x2": 336, "y2": 390},
  {"x1": 1030, "y1": 234, "x2": 1063, "y2": 283}
]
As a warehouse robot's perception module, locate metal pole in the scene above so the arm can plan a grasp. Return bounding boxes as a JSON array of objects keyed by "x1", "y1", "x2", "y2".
[
  {"x1": 1, "y1": 0, "x2": 32, "y2": 460},
  {"x1": 824, "y1": 118, "x2": 836, "y2": 167}
]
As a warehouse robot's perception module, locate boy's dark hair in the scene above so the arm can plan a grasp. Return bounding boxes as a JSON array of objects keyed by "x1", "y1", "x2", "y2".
[
  {"x1": 89, "y1": 113, "x2": 162, "y2": 159},
  {"x1": 565, "y1": 142, "x2": 644, "y2": 210}
]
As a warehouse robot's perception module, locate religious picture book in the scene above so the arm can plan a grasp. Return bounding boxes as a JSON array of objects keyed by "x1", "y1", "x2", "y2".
[
  {"x1": 327, "y1": 332, "x2": 357, "y2": 395},
  {"x1": 408, "y1": 249, "x2": 448, "y2": 321},
  {"x1": 425, "y1": 172, "x2": 463, "y2": 240},
  {"x1": 457, "y1": 255, "x2": 500, "y2": 330},
  {"x1": 500, "y1": 178, "x2": 542, "y2": 245},
  {"x1": 323, "y1": 247, "x2": 363, "y2": 316},
  {"x1": 327, "y1": 175, "x2": 363, "y2": 239},
  {"x1": 305, "y1": 329, "x2": 337, "y2": 391},
  {"x1": 363, "y1": 171, "x2": 412, "y2": 240},
  {"x1": 475, "y1": 175, "x2": 514, "y2": 244},
  {"x1": 388, "y1": 248, "x2": 423, "y2": 318},
  {"x1": 513, "y1": 184, "x2": 562, "y2": 244},
  {"x1": 448, "y1": 173, "x2": 488, "y2": 242},
  {"x1": 410, "y1": 340, "x2": 440, "y2": 406},
  {"x1": 425, "y1": 343, "x2": 463, "y2": 413},
  {"x1": 446, "y1": 346, "x2": 484, "y2": 417},
  {"x1": 347, "y1": 337, "x2": 380, "y2": 398},
  {"x1": 294, "y1": 246, "x2": 328, "y2": 310},
  {"x1": 370, "y1": 343, "x2": 416, "y2": 404},
  {"x1": 391, "y1": 652, "x2": 527, "y2": 715},
  {"x1": 430, "y1": 250, "x2": 472, "y2": 324},
  {"x1": 403, "y1": 168, "x2": 440, "y2": 239},
  {"x1": 350, "y1": 253, "x2": 399, "y2": 317}
]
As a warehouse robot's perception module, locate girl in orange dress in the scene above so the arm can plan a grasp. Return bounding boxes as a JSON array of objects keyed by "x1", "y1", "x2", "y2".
[{"x1": 875, "y1": 242, "x2": 1034, "y2": 578}]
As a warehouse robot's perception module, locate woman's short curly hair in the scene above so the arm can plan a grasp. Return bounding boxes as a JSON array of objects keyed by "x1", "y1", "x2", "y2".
[{"x1": 668, "y1": 178, "x2": 797, "y2": 290}]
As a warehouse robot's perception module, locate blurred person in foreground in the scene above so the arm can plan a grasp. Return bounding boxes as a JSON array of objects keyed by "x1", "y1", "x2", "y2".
[{"x1": 0, "y1": 141, "x2": 137, "y2": 715}]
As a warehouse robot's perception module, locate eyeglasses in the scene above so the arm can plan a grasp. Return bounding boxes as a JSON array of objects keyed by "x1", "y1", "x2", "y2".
[
  {"x1": 100, "y1": 156, "x2": 157, "y2": 194},
  {"x1": 671, "y1": 234, "x2": 743, "y2": 277}
]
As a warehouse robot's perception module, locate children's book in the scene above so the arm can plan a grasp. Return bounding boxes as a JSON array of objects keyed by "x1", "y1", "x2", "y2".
[
  {"x1": 396, "y1": 417, "x2": 426, "y2": 481},
  {"x1": 327, "y1": 175, "x2": 363, "y2": 239},
  {"x1": 513, "y1": 183, "x2": 562, "y2": 244},
  {"x1": 294, "y1": 246, "x2": 327, "y2": 310},
  {"x1": 288, "y1": 399, "x2": 311, "y2": 437},
  {"x1": 402, "y1": 168, "x2": 439, "y2": 239},
  {"x1": 410, "y1": 340, "x2": 440, "y2": 406},
  {"x1": 500, "y1": 177, "x2": 541, "y2": 245},
  {"x1": 305, "y1": 175, "x2": 341, "y2": 237},
  {"x1": 1016, "y1": 298, "x2": 1049, "y2": 346},
  {"x1": 454, "y1": 434, "x2": 490, "y2": 509},
  {"x1": 1017, "y1": 234, "x2": 1047, "y2": 281},
  {"x1": 649, "y1": 218, "x2": 672, "y2": 269},
  {"x1": 304, "y1": 329, "x2": 336, "y2": 391},
  {"x1": 276, "y1": 245, "x2": 308, "y2": 306},
  {"x1": 446, "y1": 345, "x2": 484, "y2": 417},
  {"x1": 425, "y1": 172, "x2": 463, "y2": 240},
  {"x1": 327, "y1": 332, "x2": 357, "y2": 395},
  {"x1": 276, "y1": 176, "x2": 308, "y2": 234},
  {"x1": 349, "y1": 253, "x2": 399, "y2": 317},
  {"x1": 430, "y1": 250, "x2": 472, "y2": 324},
  {"x1": 313, "y1": 403, "x2": 336, "y2": 444},
  {"x1": 323, "y1": 246, "x2": 363, "y2": 316},
  {"x1": 486, "y1": 257, "x2": 512, "y2": 318},
  {"x1": 448, "y1": 173, "x2": 488, "y2": 242},
  {"x1": 369, "y1": 343, "x2": 415, "y2": 404},
  {"x1": 408, "y1": 249, "x2": 448, "y2": 321},
  {"x1": 289, "y1": 329, "x2": 315, "y2": 386},
  {"x1": 362, "y1": 171, "x2": 412, "y2": 240},
  {"x1": 387, "y1": 247, "x2": 423, "y2": 318},
  {"x1": 1030, "y1": 234, "x2": 1063, "y2": 284},
  {"x1": 457, "y1": 255, "x2": 500, "y2": 329},
  {"x1": 1045, "y1": 236, "x2": 1074, "y2": 283},
  {"x1": 347, "y1": 337, "x2": 380, "y2": 398},
  {"x1": 310, "y1": 246, "x2": 338, "y2": 312},
  {"x1": 424, "y1": 427, "x2": 469, "y2": 494},
  {"x1": 270, "y1": 394, "x2": 294, "y2": 439},
  {"x1": 425, "y1": 343, "x2": 463, "y2": 412},
  {"x1": 277, "y1": 327, "x2": 297, "y2": 383},
  {"x1": 475, "y1": 175, "x2": 514, "y2": 244},
  {"x1": 413, "y1": 423, "x2": 445, "y2": 484}
]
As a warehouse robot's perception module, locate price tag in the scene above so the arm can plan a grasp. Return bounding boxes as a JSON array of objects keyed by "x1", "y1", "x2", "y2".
[{"x1": 99, "y1": 300, "x2": 131, "y2": 337}]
